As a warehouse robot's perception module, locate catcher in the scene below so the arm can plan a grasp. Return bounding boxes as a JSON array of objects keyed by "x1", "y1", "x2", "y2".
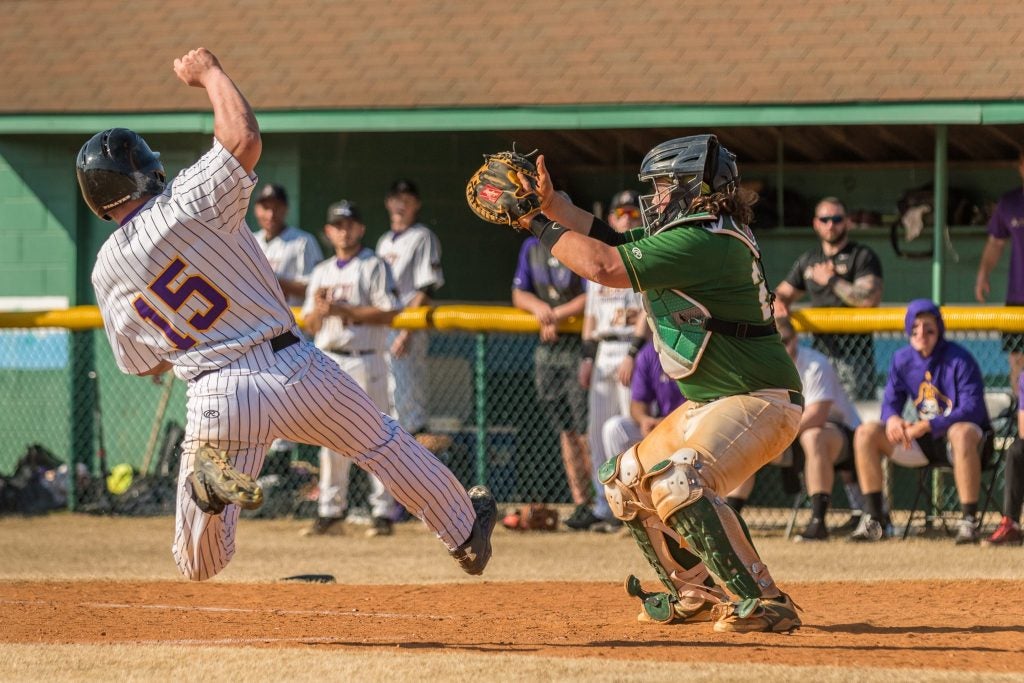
[{"x1": 467, "y1": 138, "x2": 804, "y2": 632}]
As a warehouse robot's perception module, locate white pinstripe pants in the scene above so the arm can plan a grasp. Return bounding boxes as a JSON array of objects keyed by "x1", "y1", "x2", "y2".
[{"x1": 173, "y1": 339, "x2": 475, "y2": 581}]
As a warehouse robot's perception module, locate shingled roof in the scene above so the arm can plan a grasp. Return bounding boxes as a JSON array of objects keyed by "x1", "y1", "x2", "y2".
[{"x1": 2, "y1": 0, "x2": 1022, "y2": 115}]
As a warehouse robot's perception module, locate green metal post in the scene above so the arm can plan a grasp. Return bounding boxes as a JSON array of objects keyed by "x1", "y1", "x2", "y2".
[
  {"x1": 932, "y1": 124, "x2": 948, "y2": 303},
  {"x1": 474, "y1": 332, "x2": 488, "y2": 486}
]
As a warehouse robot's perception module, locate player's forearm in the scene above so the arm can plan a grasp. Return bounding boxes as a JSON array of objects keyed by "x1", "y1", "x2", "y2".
[
  {"x1": 278, "y1": 278, "x2": 307, "y2": 299},
  {"x1": 139, "y1": 360, "x2": 173, "y2": 376},
  {"x1": 345, "y1": 306, "x2": 399, "y2": 325},
  {"x1": 831, "y1": 275, "x2": 882, "y2": 308},
  {"x1": 550, "y1": 233, "x2": 630, "y2": 289},
  {"x1": 977, "y1": 238, "x2": 1005, "y2": 278},
  {"x1": 203, "y1": 69, "x2": 261, "y2": 173}
]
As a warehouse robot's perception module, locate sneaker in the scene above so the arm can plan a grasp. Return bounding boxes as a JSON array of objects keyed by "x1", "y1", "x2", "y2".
[
  {"x1": 186, "y1": 443, "x2": 263, "y2": 515},
  {"x1": 955, "y1": 517, "x2": 981, "y2": 545},
  {"x1": 836, "y1": 512, "x2": 863, "y2": 535},
  {"x1": 300, "y1": 516, "x2": 344, "y2": 537},
  {"x1": 450, "y1": 486, "x2": 497, "y2": 575},
  {"x1": 366, "y1": 516, "x2": 394, "y2": 537},
  {"x1": 565, "y1": 507, "x2": 602, "y2": 531},
  {"x1": 848, "y1": 515, "x2": 887, "y2": 542},
  {"x1": 794, "y1": 517, "x2": 829, "y2": 542},
  {"x1": 984, "y1": 516, "x2": 1023, "y2": 546},
  {"x1": 712, "y1": 592, "x2": 801, "y2": 633}
]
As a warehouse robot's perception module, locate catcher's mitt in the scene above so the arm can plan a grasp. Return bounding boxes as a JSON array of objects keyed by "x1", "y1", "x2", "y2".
[{"x1": 465, "y1": 150, "x2": 541, "y2": 227}]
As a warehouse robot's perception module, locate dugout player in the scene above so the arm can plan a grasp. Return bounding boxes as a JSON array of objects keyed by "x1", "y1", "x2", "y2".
[
  {"x1": 301, "y1": 200, "x2": 401, "y2": 538},
  {"x1": 570, "y1": 190, "x2": 646, "y2": 532},
  {"x1": 376, "y1": 179, "x2": 443, "y2": 438},
  {"x1": 516, "y1": 135, "x2": 804, "y2": 632},
  {"x1": 253, "y1": 182, "x2": 323, "y2": 466},
  {"x1": 78, "y1": 48, "x2": 496, "y2": 581}
]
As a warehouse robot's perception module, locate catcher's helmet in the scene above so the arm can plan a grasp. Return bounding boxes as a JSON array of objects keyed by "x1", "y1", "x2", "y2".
[
  {"x1": 76, "y1": 128, "x2": 166, "y2": 220},
  {"x1": 638, "y1": 134, "x2": 738, "y2": 231}
]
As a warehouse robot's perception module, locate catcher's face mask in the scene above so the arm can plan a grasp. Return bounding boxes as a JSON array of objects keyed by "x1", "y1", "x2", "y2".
[{"x1": 639, "y1": 175, "x2": 702, "y2": 235}]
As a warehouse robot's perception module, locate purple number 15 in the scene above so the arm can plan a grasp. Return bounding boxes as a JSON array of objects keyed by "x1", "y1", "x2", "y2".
[{"x1": 133, "y1": 258, "x2": 229, "y2": 350}]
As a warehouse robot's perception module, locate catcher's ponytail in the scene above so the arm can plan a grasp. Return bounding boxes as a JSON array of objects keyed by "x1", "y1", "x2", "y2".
[{"x1": 689, "y1": 187, "x2": 759, "y2": 226}]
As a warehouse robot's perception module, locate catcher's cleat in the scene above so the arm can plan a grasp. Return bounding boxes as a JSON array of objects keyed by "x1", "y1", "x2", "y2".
[
  {"x1": 450, "y1": 485, "x2": 497, "y2": 575},
  {"x1": 625, "y1": 575, "x2": 719, "y2": 624},
  {"x1": 793, "y1": 517, "x2": 829, "y2": 543},
  {"x1": 712, "y1": 592, "x2": 802, "y2": 633},
  {"x1": 186, "y1": 444, "x2": 263, "y2": 515},
  {"x1": 848, "y1": 515, "x2": 888, "y2": 542}
]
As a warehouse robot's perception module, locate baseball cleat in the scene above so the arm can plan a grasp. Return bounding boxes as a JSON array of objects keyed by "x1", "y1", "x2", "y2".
[
  {"x1": 712, "y1": 592, "x2": 802, "y2": 633},
  {"x1": 300, "y1": 516, "x2": 345, "y2": 537},
  {"x1": 450, "y1": 485, "x2": 497, "y2": 575},
  {"x1": 186, "y1": 444, "x2": 263, "y2": 515},
  {"x1": 366, "y1": 516, "x2": 394, "y2": 538}
]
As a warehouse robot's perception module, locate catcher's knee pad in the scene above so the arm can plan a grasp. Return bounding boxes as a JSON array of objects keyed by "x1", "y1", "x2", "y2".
[
  {"x1": 645, "y1": 448, "x2": 706, "y2": 521},
  {"x1": 664, "y1": 495, "x2": 777, "y2": 601},
  {"x1": 599, "y1": 447, "x2": 642, "y2": 521}
]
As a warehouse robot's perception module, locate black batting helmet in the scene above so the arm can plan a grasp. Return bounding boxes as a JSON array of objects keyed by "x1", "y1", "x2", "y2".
[{"x1": 76, "y1": 128, "x2": 166, "y2": 220}]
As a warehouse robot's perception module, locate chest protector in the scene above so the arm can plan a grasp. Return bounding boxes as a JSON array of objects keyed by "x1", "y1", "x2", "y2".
[{"x1": 644, "y1": 214, "x2": 769, "y2": 380}]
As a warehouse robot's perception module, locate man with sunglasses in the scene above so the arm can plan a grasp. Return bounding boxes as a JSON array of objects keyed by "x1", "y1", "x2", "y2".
[{"x1": 774, "y1": 197, "x2": 884, "y2": 400}]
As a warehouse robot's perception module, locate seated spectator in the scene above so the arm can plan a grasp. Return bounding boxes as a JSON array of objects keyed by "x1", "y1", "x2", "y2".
[
  {"x1": 601, "y1": 340, "x2": 686, "y2": 490},
  {"x1": 852, "y1": 299, "x2": 992, "y2": 544},
  {"x1": 985, "y1": 373, "x2": 1024, "y2": 546},
  {"x1": 725, "y1": 317, "x2": 864, "y2": 541}
]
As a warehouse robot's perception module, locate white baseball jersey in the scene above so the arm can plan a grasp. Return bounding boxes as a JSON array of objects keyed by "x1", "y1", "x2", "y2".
[
  {"x1": 255, "y1": 225, "x2": 323, "y2": 307},
  {"x1": 92, "y1": 140, "x2": 476, "y2": 582},
  {"x1": 795, "y1": 345, "x2": 862, "y2": 430},
  {"x1": 375, "y1": 223, "x2": 444, "y2": 306},
  {"x1": 301, "y1": 248, "x2": 400, "y2": 354},
  {"x1": 302, "y1": 247, "x2": 402, "y2": 520},
  {"x1": 584, "y1": 282, "x2": 644, "y2": 521},
  {"x1": 92, "y1": 140, "x2": 294, "y2": 382},
  {"x1": 376, "y1": 222, "x2": 443, "y2": 434}
]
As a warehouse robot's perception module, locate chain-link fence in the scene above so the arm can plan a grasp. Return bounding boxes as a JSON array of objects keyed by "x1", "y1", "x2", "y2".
[{"x1": 0, "y1": 308, "x2": 1017, "y2": 536}]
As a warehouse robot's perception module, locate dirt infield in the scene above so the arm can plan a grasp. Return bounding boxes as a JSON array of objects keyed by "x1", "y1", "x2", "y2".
[
  {"x1": 1, "y1": 578, "x2": 1023, "y2": 674},
  {"x1": 2, "y1": 514, "x2": 1023, "y2": 681}
]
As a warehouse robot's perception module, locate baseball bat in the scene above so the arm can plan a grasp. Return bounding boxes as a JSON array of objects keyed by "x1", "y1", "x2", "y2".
[{"x1": 141, "y1": 374, "x2": 175, "y2": 475}]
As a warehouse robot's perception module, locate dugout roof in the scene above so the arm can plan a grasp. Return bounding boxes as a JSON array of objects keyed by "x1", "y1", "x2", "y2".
[{"x1": 2, "y1": 1, "x2": 1024, "y2": 163}]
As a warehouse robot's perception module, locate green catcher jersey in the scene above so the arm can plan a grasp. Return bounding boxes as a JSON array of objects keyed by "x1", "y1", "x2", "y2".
[{"x1": 617, "y1": 216, "x2": 801, "y2": 403}]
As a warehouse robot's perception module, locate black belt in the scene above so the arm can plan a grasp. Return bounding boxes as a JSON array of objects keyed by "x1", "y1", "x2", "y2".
[
  {"x1": 787, "y1": 390, "x2": 805, "y2": 408},
  {"x1": 328, "y1": 348, "x2": 375, "y2": 357},
  {"x1": 702, "y1": 318, "x2": 777, "y2": 339},
  {"x1": 270, "y1": 331, "x2": 300, "y2": 352},
  {"x1": 192, "y1": 331, "x2": 300, "y2": 382}
]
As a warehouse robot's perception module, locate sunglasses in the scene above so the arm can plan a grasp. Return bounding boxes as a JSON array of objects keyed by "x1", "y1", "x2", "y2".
[
  {"x1": 815, "y1": 214, "x2": 846, "y2": 224},
  {"x1": 613, "y1": 207, "x2": 641, "y2": 219}
]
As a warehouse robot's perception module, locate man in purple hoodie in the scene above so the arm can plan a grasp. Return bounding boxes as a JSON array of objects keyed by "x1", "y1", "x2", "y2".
[{"x1": 851, "y1": 300, "x2": 993, "y2": 544}]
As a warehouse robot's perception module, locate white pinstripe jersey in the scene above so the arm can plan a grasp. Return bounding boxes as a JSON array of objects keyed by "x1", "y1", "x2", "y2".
[
  {"x1": 584, "y1": 282, "x2": 644, "y2": 340},
  {"x1": 375, "y1": 223, "x2": 444, "y2": 306},
  {"x1": 301, "y1": 248, "x2": 401, "y2": 353},
  {"x1": 255, "y1": 225, "x2": 324, "y2": 307},
  {"x1": 91, "y1": 140, "x2": 294, "y2": 382}
]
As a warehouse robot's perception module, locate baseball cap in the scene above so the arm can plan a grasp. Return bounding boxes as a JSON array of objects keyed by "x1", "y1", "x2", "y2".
[
  {"x1": 387, "y1": 179, "x2": 419, "y2": 198},
  {"x1": 256, "y1": 183, "x2": 288, "y2": 204},
  {"x1": 609, "y1": 189, "x2": 641, "y2": 211},
  {"x1": 326, "y1": 200, "x2": 363, "y2": 224}
]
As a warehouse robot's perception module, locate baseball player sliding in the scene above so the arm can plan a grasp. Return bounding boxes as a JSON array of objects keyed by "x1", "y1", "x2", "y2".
[{"x1": 78, "y1": 47, "x2": 495, "y2": 581}]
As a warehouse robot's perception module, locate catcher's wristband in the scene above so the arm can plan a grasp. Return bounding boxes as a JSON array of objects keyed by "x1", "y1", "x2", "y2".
[
  {"x1": 581, "y1": 339, "x2": 598, "y2": 361},
  {"x1": 588, "y1": 216, "x2": 629, "y2": 246},
  {"x1": 528, "y1": 214, "x2": 568, "y2": 251}
]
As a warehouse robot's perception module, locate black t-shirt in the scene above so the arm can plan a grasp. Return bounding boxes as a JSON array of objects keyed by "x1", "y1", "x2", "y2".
[{"x1": 783, "y1": 241, "x2": 883, "y2": 307}]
